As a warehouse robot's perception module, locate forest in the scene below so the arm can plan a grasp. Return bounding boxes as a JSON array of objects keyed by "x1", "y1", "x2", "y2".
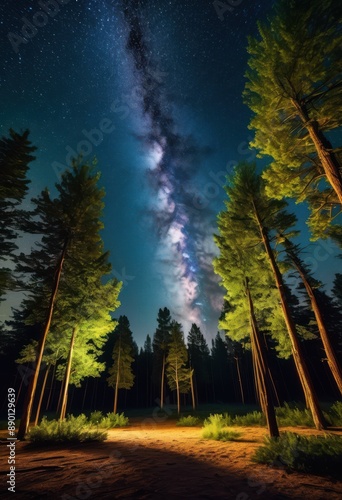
[{"x1": 0, "y1": 1, "x2": 341, "y2": 495}]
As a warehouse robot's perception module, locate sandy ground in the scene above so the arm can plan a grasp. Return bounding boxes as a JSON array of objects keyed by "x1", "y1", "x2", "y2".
[{"x1": 0, "y1": 421, "x2": 341, "y2": 499}]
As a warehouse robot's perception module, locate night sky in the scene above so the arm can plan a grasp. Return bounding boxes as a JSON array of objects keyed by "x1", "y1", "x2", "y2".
[{"x1": 1, "y1": 0, "x2": 340, "y2": 347}]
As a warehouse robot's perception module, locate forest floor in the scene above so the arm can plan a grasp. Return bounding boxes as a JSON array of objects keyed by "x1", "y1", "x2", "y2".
[{"x1": 0, "y1": 420, "x2": 341, "y2": 499}]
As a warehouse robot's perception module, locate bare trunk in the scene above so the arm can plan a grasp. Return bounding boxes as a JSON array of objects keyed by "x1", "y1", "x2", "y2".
[
  {"x1": 17, "y1": 238, "x2": 69, "y2": 440},
  {"x1": 34, "y1": 364, "x2": 50, "y2": 426},
  {"x1": 114, "y1": 343, "x2": 121, "y2": 414},
  {"x1": 254, "y1": 206, "x2": 326, "y2": 430},
  {"x1": 60, "y1": 326, "x2": 78, "y2": 421},
  {"x1": 235, "y1": 356, "x2": 245, "y2": 404},
  {"x1": 246, "y1": 278, "x2": 279, "y2": 438},
  {"x1": 190, "y1": 369, "x2": 196, "y2": 410},
  {"x1": 282, "y1": 243, "x2": 342, "y2": 395},
  {"x1": 160, "y1": 354, "x2": 165, "y2": 409},
  {"x1": 292, "y1": 99, "x2": 342, "y2": 205}
]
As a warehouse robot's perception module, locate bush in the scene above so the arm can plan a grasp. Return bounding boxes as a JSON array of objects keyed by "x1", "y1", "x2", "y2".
[
  {"x1": 98, "y1": 412, "x2": 129, "y2": 429},
  {"x1": 275, "y1": 403, "x2": 314, "y2": 427},
  {"x1": 176, "y1": 415, "x2": 201, "y2": 427},
  {"x1": 233, "y1": 411, "x2": 265, "y2": 426},
  {"x1": 202, "y1": 414, "x2": 241, "y2": 441},
  {"x1": 89, "y1": 410, "x2": 104, "y2": 425},
  {"x1": 327, "y1": 401, "x2": 342, "y2": 426},
  {"x1": 252, "y1": 432, "x2": 342, "y2": 477},
  {"x1": 28, "y1": 415, "x2": 107, "y2": 444}
]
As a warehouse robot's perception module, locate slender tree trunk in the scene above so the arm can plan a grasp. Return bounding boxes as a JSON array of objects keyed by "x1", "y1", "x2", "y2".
[
  {"x1": 34, "y1": 364, "x2": 50, "y2": 426},
  {"x1": 176, "y1": 379, "x2": 180, "y2": 415},
  {"x1": 286, "y1": 246, "x2": 342, "y2": 396},
  {"x1": 81, "y1": 378, "x2": 89, "y2": 412},
  {"x1": 60, "y1": 326, "x2": 78, "y2": 421},
  {"x1": 235, "y1": 356, "x2": 245, "y2": 404},
  {"x1": 246, "y1": 278, "x2": 279, "y2": 438},
  {"x1": 253, "y1": 206, "x2": 326, "y2": 430},
  {"x1": 46, "y1": 362, "x2": 57, "y2": 410},
  {"x1": 160, "y1": 353, "x2": 165, "y2": 409},
  {"x1": 17, "y1": 237, "x2": 69, "y2": 440},
  {"x1": 190, "y1": 369, "x2": 196, "y2": 410},
  {"x1": 292, "y1": 99, "x2": 342, "y2": 205},
  {"x1": 114, "y1": 344, "x2": 121, "y2": 414}
]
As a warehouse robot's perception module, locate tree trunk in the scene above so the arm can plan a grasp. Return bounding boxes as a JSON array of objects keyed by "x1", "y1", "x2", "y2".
[
  {"x1": 246, "y1": 278, "x2": 279, "y2": 438},
  {"x1": 253, "y1": 206, "x2": 326, "y2": 430},
  {"x1": 235, "y1": 356, "x2": 245, "y2": 404},
  {"x1": 17, "y1": 237, "x2": 69, "y2": 440},
  {"x1": 114, "y1": 343, "x2": 121, "y2": 414},
  {"x1": 34, "y1": 364, "x2": 50, "y2": 426},
  {"x1": 288, "y1": 252, "x2": 342, "y2": 395},
  {"x1": 60, "y1": 326, "x2": 78, "y2": 421},
  {"x1": 160, "y1": 353, "x2": 165, "y2": 409},
  {"x1": 292, "y1": 99, "x2": 342, "y2": 205},
  {"x1": 190, "y1": 369, "x2": 196, "y2": 410}
]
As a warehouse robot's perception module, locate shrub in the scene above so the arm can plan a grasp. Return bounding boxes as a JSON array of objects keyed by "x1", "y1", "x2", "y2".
[
  {"x1": 89, "y1": 410, "x2": 103, "y2": 425},
  {"x1": 328, "y1": 401, "x2": 342, "y2": 426},
  {"x1": 176, "y1": 415, "x2": 201, "y2": 427},
  {"x1": 28, "y1": 415, "x2": 107, "y2": 444},
  {"x1": 98, "y1": 412, "x2": 129, "y2": 429},
  {"x1": 252, "y1": 432, "x2": 342, "y2": 477},
  {"x1": 202, "y1": 414, "x2": 241, "y2": 441},
  {"x1": 233, "y1": 411, "x2": 265, "y2": 426},
  {"x1": 275, "y1": 403, "x2": 314, "y2": 427}
]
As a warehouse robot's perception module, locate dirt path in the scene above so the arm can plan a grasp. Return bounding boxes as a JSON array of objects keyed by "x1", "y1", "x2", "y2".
[{"x1": 0, "y1": 423, "x2": 341, "y2": 499}]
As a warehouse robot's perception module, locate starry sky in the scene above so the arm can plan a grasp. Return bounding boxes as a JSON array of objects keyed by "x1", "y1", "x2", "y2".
[{"x1": 1, "y1": 0, "x2": 340, "y2": 347}]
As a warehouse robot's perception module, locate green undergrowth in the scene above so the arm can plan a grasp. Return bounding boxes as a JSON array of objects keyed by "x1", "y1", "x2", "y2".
[
  {"x1": 176, "y1": 415, "x2": 201, "y2": 426},
  {"x1": 28, "y1": 415, "x2": 107, "y2": 444},
  {"x1": 89, "y1": 411, "x2": 129, "y2": 428},
  {"x1": 202, "y1": 414, "x2": 242, "y2": 441},
  {"x1": 252, "y1": 432, "x2": 342, "y2": 477}
]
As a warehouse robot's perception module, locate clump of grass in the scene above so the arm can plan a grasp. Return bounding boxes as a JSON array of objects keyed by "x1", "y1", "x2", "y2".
[
  {"x1": 202, "y1": 414, "x2": 241, "y2": 441},
  {"x1": 98, "y1": 412, "x2": 129, "y2": 428},
  {"x1": 233, "y1": 411, "x2": 265, "y2": 426},
  {"x1": 176, "y1": 415, "x2": 201, "y2": 427},
  {"x1": 275, "y1": 403, "x2": 314, "y2": 427},
  {"x1": 327, "y1": 401, "x2": 342, "y2": 426},
  {"x1": 28, "y1": 415, "x2": 107, "y2": 444},
  {"x1": 89, "y1": 410, "x2": 103, "y2": 425},
  {"x1": 252, "y1": 432, "x2": 342, "y2": 477}
]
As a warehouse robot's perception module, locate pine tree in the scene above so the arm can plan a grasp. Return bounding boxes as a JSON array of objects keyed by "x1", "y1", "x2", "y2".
[
  {"x1": 244, "y1": 0, "x2": 342, "y2": 237},
  {"x1": 332, "y1": 273, "x2": 342, "y2": 307},
  {"x1": 187, "y1": 323, "x2": 210, "y2": 404},
  {"x1": 166, "y1": 321, "x2": 190, "y2": 414},
  {"x1": 218, "y1": 162, "x2": 326, "y2": 430},
  {"x1": 107, "y1": 316, "x2": 135, "y2": 414},
  {"x1": 0, "y1": 129, "x2": 36, "y2": 298},
  {"x1": 280, "y1": 236, "x2": 342, "y2": 394},
  {"x1": 17, "y1": 160, "x2": 121, "y2": 438},
  {"x1": 152, "y1": 307, "x2": 172, "y2": 408},
  {"x1": 214, "y1": 211, "x2": 280, "y2": 437}
]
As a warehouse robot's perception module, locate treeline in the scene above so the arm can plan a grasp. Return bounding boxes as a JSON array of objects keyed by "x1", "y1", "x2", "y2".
[{"x1": 214, "y1": 0, "x2": 342, "y2": 436}]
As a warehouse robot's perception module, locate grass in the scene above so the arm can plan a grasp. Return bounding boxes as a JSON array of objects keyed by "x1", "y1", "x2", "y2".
[
  {"x1": 202, "y1": 414, "x2": 242, "y2": 441},
  {"x1": 275, "y1": 403, "x2": 314, "y2": 427},
  {"x1": 89, "y1": 411, "x2": 129, "y2": 428},
  {"x1": 176, "y1": 415, "x2": 201, "y2": 426},
  {"x1": 28, "y1": 415, "x2": 107, "y2": 444},
  {"x1": 252, "y1": 432, "x2": 342, "y2": 478}
]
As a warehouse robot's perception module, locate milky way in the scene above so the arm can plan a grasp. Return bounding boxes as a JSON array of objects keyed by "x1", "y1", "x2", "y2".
[{"x1": 121, "y1": 0, "x2": 222, "y2": 333}]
